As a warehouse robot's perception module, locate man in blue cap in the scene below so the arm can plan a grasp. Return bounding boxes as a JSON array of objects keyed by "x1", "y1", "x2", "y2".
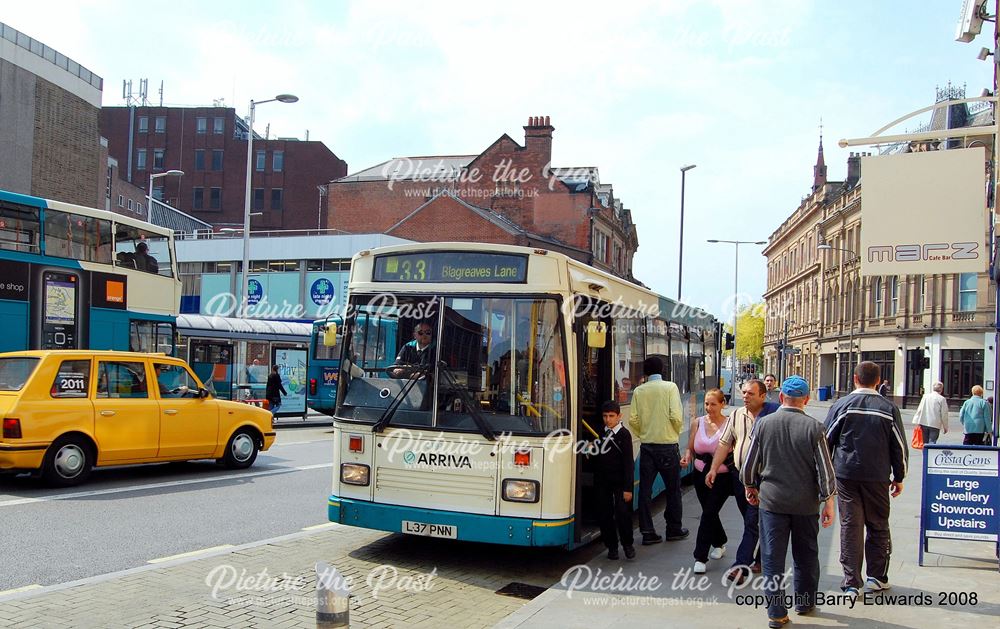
[{"x1": 741, "y1": 375, "x2": 837, "y2": 628}]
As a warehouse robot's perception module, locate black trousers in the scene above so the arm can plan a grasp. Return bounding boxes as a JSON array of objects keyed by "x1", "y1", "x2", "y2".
[
  {"x1": 596, "y1": 479, "x2": 634, "y2": 549},
  {"x1": 638, "y1": 443, "x2": 683, "y2": 536},
  {"x1": 837, "y1": 478, "x2": 891, "y2": 589},
  {"x1": 693, "y1": 466, "x2": 731, "y2": 562},
  {"x1": 963, "y1": 433, "x2": 988, "y2": 445}
]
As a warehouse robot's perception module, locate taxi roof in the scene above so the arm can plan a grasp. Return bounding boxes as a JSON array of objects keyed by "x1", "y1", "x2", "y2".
[{"x1": 0, "y1": 350, "x2": 178, "y2": 360}]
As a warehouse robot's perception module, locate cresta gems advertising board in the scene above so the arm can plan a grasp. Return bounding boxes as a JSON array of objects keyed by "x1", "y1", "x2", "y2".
[{"x1": 860, "y1": 147, "x2": 987, "y2": 276}]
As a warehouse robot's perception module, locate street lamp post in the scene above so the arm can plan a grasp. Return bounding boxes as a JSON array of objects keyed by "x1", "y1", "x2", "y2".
[
  {"x1": 818, "y1": 242, "x2": 860, "y2": 392},
  {"x1": 148, "y1": 169, "x2": 184, "y2": 218},
  {"x1": 707, "y1": 238, "x2": 767, "y2": 384},
  {"x1": 678, "y1": 164, "x2": 696, "y2": 301},
  {"x1": 241, "y1": 94, "x2": 298, "y2": 318}
]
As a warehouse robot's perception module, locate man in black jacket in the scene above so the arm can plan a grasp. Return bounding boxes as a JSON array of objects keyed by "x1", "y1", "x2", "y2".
[
  {"x1": 593, "y1": 400, "x2": 636, "y2": 560},
  {"x1": 265, "y1": 365, "x2": 288, "y2": 417},
  {"x1": 824, "y1": 361, "x2": 908, "y2": 596}
]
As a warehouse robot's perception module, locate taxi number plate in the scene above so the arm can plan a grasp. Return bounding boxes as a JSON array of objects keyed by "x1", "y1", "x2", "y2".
[{"x1": 401, "y1": 520, "x2": 457, "y2": 539}]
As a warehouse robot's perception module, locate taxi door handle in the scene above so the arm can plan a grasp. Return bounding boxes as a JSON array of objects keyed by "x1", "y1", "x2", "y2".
[
  {"x1": 100, "y1": 410, "x2": 116, "y2": 417},
  {"x1": 164, "y1": 409, "x2": 179, "y2": 415}
]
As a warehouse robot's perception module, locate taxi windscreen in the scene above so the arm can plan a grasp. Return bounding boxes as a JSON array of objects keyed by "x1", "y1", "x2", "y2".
[{"x1": 0, "y1": 357, "x2": 40, "y2": 391}]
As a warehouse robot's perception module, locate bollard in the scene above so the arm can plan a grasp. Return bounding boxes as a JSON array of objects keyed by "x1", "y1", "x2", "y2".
[{"x1": 316, "y1": 561, "x2": 350, "y2": 628}]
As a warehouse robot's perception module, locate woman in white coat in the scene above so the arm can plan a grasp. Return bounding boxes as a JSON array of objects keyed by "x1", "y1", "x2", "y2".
[{"x1": 912, "y1": 382, "x2": 949, "y2": 444}]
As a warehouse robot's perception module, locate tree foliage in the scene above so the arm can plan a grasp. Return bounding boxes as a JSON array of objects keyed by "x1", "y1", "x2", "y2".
[{"x1": 723, "y1": 302, "x2": 765, "y2": 364}]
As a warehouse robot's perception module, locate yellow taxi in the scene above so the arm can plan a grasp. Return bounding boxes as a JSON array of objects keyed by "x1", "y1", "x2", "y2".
[{"x1": 0, "y1": 350, "x2": 276, "y2": 486}]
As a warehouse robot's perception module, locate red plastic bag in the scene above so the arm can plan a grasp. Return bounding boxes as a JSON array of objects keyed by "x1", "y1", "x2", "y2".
[{"x1": 911, "y1": 425, "x2": 924, "y2": 450}]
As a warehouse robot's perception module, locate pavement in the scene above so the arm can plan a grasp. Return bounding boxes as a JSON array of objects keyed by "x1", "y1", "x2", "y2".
[
  {"x1": 1, "y1": 400, "x2": 996, "y2": 628},
  {"x1": 496, "y1": 400, "x2": 1000, "y2": 629}
]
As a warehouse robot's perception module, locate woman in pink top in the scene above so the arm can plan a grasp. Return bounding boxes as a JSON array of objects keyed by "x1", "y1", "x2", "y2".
[{"x1": 681, "y1": 388, "x2": 732, "y2": 574}]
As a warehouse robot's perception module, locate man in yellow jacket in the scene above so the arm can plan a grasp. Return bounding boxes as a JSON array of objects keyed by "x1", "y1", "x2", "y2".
[{"x1": 630, "y1": 356, "x2": 686, "y2": 544}]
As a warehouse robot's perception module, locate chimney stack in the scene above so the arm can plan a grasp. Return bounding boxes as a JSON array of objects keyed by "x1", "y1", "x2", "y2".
[
  {"x1": 846, "y1": 152, "x2": 861, "y2": 188},
  {"x1": 524, "y1": 114, "x2": 554, "y2": 164}
]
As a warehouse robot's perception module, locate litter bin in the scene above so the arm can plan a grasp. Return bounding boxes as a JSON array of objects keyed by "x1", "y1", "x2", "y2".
[{"x1": 818, "y1": 385, "x2": 831, "y2": 402}]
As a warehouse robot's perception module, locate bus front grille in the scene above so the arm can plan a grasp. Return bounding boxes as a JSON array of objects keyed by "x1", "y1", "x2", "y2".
[{"x1": 376, "y1": 467, "x2": 496, "y2": 501}]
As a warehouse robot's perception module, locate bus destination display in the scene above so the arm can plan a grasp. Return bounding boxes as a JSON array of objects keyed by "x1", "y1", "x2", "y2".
[{"x1": 373, "y1": 252, "x2": 528, "y2": 283}]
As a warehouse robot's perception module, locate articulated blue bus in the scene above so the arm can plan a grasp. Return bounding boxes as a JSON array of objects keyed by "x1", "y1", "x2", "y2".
[{"x1": 0, "y1": 189, "x2": 180, "y2": 353}]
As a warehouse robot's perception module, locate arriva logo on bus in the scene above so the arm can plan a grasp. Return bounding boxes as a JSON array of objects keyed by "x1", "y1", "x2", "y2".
[{"x1": 402, "y1": 451, "x2": 473, "y2": 469}]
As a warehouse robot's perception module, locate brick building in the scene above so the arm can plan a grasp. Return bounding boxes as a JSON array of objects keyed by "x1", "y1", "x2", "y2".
[
  {"x1": 327, "y1": 116, "x2": 640, "y2": 280},
  {"x1": 100, "y1": 106, "x2": 348, "y2": 231},
  {"x1": 0, "y1": 21, "x2": 103, "y2": 208}
]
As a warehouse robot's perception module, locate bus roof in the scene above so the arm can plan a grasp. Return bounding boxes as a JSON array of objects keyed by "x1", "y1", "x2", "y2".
[{"x1": 0, "y1": 188, "x2": 175, "y2": 239}]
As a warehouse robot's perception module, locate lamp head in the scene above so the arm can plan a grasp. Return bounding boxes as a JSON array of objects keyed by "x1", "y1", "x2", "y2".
[
  {"x1": 275, "y1": 94, "x2": 299, "y2": 103},
  {"x1": 817, "y1": 243, "x2": 832, "y2": 251},
  {"x1": 165, "y1": 169, "x2": 185, "y2": 177},
  {"x1": 680, "y1": 164, "x2": 697, "y2": 172},
  {"x1": 706, "y1": 239, "x2": 719, "y2": 243},
  {"x1": 753, "y1": 240, "x2": 766, "y2": 245}
]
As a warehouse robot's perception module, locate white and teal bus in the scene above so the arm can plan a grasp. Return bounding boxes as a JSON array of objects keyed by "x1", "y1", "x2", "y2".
[{"x1": 326, "y1": 243, "x2": 721, "y2": 548}]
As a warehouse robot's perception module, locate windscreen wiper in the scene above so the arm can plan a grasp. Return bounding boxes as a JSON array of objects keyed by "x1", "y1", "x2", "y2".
[
  {"x1": 372, "y1": 365, "x2": 431, "y2": 434},
  {"x1": 436, "y1": 361, "x2": 496, "y2": 442}
]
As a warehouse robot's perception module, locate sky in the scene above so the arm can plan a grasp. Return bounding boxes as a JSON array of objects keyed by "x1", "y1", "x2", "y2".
[{"x1": 4, "y1": 0, "x2": 994, "y2": 322}]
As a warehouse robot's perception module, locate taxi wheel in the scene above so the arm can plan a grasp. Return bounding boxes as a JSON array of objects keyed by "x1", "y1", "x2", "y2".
[
  {"x1": 222, "y1": 429, "x2": 259, "y2": 469},
  {"x1": 42, "y1": 436, "x2": 93, "y2": 487}
]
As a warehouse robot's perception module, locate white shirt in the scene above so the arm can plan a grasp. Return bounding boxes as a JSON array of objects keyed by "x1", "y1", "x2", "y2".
[{"x1": 913, "y1": 391, "x2": 949, "y2": 430}]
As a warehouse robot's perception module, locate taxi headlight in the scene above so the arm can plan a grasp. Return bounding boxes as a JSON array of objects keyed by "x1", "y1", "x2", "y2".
[
  {"x1": 502, "y1": 479, "x2": 539, "y2": 503},
  {"x1": 341, "y1": 463, "x2": 370, "y2": 486}
]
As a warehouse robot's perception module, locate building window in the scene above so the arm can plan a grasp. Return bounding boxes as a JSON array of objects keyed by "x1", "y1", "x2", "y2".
[
  {"x1": 273, "y1": 151, "x2": 284, "y2": 172},
  {"x1": 152, "y1": 186, "x2": 164, "y2": 202},
  {"x1": 211, "y1": 150, "x2": 224, "y2": 171},
  {"x1": 117, "y1": 194, "x2": 125, "y2": 208},
  {"x1": 154, "y1": 116, "x2": 166, "y2": 133},
  {"x1": 255, "y1": 150, "x2": 266, "y2": 171},
  {"x1": 213, "y1": 117, "x2": 224, "y2": 134},
  {"x1": 958, "y1": 273, "x2": 977, "y2": 311},
  {"x1": 861, "y1": 351, "x2": 895, "y2": 393},
  {"x1": 136, "y1": 149, "x2": 147, "y2": 170},
  {"x1": 253, "y1": 188, "x2": 265, "y2": 210},
  {"x1": 889, "y1": 276, "x2": 898, "y2": 315},
  {"x1": 210, "y1": 187, "x2": 221, "y2": 210},
  {"x1": 196, "y1": 117, "x2": 207, "y2": 134},
  {"x1": 271, "y1": 188, "x2": 283, "y2": 210},
  {"x1": 593, "y1": 228, "x2": 609, "y2": 264},
  {"x1": 915, "y1": 275, "x2": 924, "y2": 313},
  {"x1": 941, "y1": 349, "x2": 984, "y2": 399},
  {"x1": 193, "y1": 187, "x2": 204, "y2": 210},
  {"x1": 194, "y1": 149, "x2": 205, "y2": 171},
  {"x1": 873, "y1": 277, "x2": 883, "y2": 318},
  {"x1": 153, "y1": 149, "x2": 165, "y2": 169},
  {"x1": 138, "y1": 116, "x2": 149, "y2": 133},
  {"x1": 106, "y1": 167, "x2": 112, "y2": 199},
  {"x1": 127, "y1": 199, "x2": 133, "y2": 211}
]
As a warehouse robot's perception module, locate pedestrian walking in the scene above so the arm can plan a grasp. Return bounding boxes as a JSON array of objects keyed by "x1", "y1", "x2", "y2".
[
  {"x1": 265, "y1": 364, "x2": 287, "y2": 417},
  {"x1": 681, "y1": 389, "x2": 732, "y2": 574},
  {"x1": 959, "y1": 385, "x2": 993, "y2": 446},
  {"x1": 741, "y1": 375, "x2": 837, "y2": 628},
  {"x1": 911, "y1": 382, "x2": 949, "y2": 445},
  {"x1": 824, "y1": 361, "x2": 908, "y2": 597},
  {"x1": 592, "y1": 400, "x2": 635, "y2": 560},
  {"x1": 878, "y1": 380, "x2": 890, "y2": 397},
  {"x1": 706, "y1": 379, "x2": 780, "y2": 584},
  {"x1": 629, "y1": 356, "x2": 687, "y2": 544},
  {"x1": 763, "y1": 373, "x2": 781, "y2": 404}
]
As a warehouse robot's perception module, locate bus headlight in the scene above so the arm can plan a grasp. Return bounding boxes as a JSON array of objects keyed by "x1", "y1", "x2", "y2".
[
  {"x1": 502, "y1": 479, "x2": 539, "y2": 503},
  {"x1": 341, "y1": 463, "x2": 370, "y2": 486}
]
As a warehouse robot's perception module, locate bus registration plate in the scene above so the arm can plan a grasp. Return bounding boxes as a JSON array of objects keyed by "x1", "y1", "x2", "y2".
[{"x1": 402, "y1": 520, "x2": 457, "y2": 539}]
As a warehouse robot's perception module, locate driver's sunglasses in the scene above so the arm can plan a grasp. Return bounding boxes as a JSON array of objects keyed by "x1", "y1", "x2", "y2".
[{"x1": 416, "y1": 330, "x2": 432, "y2": 336}]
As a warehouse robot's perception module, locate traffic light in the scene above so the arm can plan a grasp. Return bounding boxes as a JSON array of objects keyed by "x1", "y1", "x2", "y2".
[{"x1": 724, "y1": 333, "x2": 735, "y2": 350}]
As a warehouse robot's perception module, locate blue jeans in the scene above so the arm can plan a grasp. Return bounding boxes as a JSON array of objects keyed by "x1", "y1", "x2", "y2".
[
  {"x1": 731, "y1": 471, "x2": 760, "y2": 568},
  {"x1": 919, "y1": 424, "x2": 940, "y2": 444},
  {"x1": 269, "y1": 398, "x2": 282, "y2": 417},
  {"x1": 759, "y1": 509, "x2": 820, "y2": 619}
]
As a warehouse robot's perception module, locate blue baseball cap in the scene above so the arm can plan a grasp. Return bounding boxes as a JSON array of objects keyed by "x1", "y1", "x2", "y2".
[{"x1": 781, "y1": 375, "x2": 810, "y2": 398}]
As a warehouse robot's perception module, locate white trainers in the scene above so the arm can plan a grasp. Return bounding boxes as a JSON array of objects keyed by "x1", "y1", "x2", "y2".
[
  {"x1": 693, "y1": 561, "x2": 707, "y2": 574},
  {"x1": 865, "y1": 577, "x2": 890, "y2": 591},
  {"x1": 709, "y1": 545, "x2": 726, "y2": 560}
]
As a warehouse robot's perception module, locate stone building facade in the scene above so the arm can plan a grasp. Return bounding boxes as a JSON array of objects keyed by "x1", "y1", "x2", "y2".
[{"x1": 764, "y1": 119, "x2": 992, "y2": 406}]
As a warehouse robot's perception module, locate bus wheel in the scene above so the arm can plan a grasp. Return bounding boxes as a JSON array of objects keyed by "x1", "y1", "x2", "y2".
[
  {"x1": 42, "y1": 436, "x2": 93, "y2": 487},
  {"x1": 222, "y1": 429, "x2": 259, "y2": 469}
]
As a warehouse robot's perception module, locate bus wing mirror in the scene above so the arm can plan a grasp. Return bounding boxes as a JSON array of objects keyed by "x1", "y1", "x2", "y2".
[
  {"x1": 586, "y1": 321, "x2": 607, "y2": 348},
  {"x1": 323, "y1": 323, "x2": 338, "y2": 347}
]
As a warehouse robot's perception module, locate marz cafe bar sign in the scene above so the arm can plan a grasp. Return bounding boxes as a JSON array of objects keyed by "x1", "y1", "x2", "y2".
[{"x1": 919, "y1": 444, "x2": 1000, "y2": 571}]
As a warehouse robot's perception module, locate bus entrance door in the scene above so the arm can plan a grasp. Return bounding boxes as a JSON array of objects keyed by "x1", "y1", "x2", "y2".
[{"x1": 573, "y1": 310, "x2": 613, "y2": 544}]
